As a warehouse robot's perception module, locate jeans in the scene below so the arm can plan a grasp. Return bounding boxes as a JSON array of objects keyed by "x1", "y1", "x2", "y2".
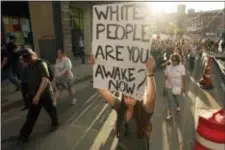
[
  {"x1": 166, "y1": 88, "x2": 182, "y2": 113},
  {"x1": 20, "y1": 93, "x2": 59, "y2": 138},
  {"x1": 21, "y1": 83, "x2": 29, "y2": 108}
]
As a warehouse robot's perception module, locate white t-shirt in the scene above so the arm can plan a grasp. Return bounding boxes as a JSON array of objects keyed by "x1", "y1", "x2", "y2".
[
  {"x1": 55, "y1": 57, "x2": 73, "y2": 80},
  {"x1": 165, "y1": 64, "x2": 186, "y2": 89}
]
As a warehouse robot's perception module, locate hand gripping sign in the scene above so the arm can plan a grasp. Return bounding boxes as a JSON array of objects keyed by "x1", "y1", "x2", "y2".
[{"x1": 92, "y1": 2, "x2": 154, "y2": 100}]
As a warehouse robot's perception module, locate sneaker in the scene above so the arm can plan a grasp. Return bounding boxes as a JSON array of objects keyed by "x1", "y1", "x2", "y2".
[
  {"x1": 71, "y1": 98, "x2": 77, "y2": 105},
  {"x1": 176, "y1": 107, "x2": 181, "y2": 112},
  {"x1": 166, "y1": 115, "x2": 172, "y2": 120}
]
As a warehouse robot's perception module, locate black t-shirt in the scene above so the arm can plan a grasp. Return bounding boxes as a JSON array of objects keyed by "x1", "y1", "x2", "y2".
[
  {"x1": 1, "y1": 48, "x2": 10, "y2": 70},
  {"x1": 27, "y1": 59, "x2": 52, "y2": 96},
  {"x1": 6, "y1": 42, "x2": 18, "y2": 64}
]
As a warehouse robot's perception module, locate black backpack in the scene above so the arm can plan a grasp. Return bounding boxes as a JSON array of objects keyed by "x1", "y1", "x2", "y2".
[{"x1": 37, "y1": 59, "x2": 55, "y2": 82}]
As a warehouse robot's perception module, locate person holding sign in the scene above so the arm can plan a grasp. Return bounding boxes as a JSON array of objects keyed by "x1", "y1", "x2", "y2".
[{"x1": 89, "y1": 55, "x2": 156, "y2": 150}]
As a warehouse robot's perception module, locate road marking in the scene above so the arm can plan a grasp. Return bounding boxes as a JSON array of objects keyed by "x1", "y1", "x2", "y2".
[
  {"x1": 90, "y1": 111, "x2": 116, "y2": 150},
  {"x1": 72, "y1": 104, "x2": 108, "y2": 150},
  {"x1": 83, "y1": 92, "x2": 98, "y2": 106},
  {"x1": 110, "y1": 137, "x2": 118, "y2": 150},
  {"x1": 66, "y1": 92, "x2": 97, "y2": 124}
]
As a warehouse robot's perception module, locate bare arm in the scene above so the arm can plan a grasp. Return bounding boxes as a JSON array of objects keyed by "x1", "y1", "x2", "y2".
[
  {"x1": 143, "y1": 75, "x2": 156, "y2": 113},
  {"x1": 143, "y1": 58, "x2": 157, "y2": 113},
  {"x1": 34, "y1": 62, "x2": 50, "y2": 98},
  {"x1": 35, "y1": 77, "x2": 49, "y2": 98},
  {"x1": 98, "y1": 89, "x2": 115, "y2": 106}
]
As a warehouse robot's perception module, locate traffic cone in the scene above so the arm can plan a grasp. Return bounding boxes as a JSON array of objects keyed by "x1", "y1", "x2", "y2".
[{"x1": 195, "y1": 109, "x2": 225, "y2": 150}]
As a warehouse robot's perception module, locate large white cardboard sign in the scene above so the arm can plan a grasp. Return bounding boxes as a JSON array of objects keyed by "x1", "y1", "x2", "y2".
[{"x1": 92, "y1": 2, "x2": 153, "y2": 100}]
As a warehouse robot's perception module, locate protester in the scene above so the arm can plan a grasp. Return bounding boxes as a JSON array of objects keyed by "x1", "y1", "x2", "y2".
[
  {"x1": 1, "y1": 43, "x2": 20, "y2": 91},
  {"x1": 53, "y1": 49, "x2": 77, "y2": 106},
  {"x1": 18, "y1": 48, "x2": 59, "y2": 142},
  {"x1": 6, "y1": 35, "x2": 20, "y2": 80},
  {"x1": 79, "y1": 36, "x2": 85, "y2": 64},
  {"x1": 164, "y1": 53, "x2": 186, "y2": 120},
  {"x1": 89, "y1": 54, "x2": 156, "y2": 150}
]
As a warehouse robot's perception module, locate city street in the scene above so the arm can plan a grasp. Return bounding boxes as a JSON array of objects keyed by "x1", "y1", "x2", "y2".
[
  {"x1": 1, "y1": 1, "x2": 224, "y2": 150},
  {"x1": 1, "y1": 60, "x2": 225, "y2": 150}
]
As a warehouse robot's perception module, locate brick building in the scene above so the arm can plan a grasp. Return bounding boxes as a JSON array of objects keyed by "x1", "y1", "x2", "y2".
[{"x1": 186, "y1": 9, "x2": 225, "y2": 35}]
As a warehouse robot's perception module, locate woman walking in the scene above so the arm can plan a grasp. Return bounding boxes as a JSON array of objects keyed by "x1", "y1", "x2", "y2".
[
  {"x1": 53, "y1": 49, "x2": 77, "y2": 106},
  {"x1": 89, "y1": 55, "x2": 156, "y2": 150},
  {"x1": 164, "y1": 53, "x2": 186, "y2": 120}
]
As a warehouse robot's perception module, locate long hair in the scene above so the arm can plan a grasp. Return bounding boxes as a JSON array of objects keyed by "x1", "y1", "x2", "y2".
[{"x1": 115, "y1": 95, "x2": 152, "y2": 138}]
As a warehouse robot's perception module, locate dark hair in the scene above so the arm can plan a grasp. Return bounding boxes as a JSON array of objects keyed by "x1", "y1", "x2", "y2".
[
  {"x1": 115, "y1": 95, "x2": 152, "y2": 138},
  {"x1": 170, "y1": 53, "x2": 181, "y2": 64},
  {"x1": 57, "y1": 49, "x2": 66, "y2": 56}
]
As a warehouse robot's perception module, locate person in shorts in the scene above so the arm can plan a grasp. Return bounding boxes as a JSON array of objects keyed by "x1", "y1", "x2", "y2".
[{"x1": 53, "y1": 49, "x2": 77, "y2": 106}]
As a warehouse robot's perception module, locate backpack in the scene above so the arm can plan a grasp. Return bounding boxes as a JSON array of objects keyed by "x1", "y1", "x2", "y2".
[{"x1": 37, "y1": 59, "x2": 55, "y2": 82}]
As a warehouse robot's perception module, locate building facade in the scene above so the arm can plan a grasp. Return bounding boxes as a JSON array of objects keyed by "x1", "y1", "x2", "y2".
[
  {"x1": 186, "y1": 9, "x2": 225, "y2": 35},
  {"x1": 28, "y1": 1, "x2": 93, "y2": 63}
]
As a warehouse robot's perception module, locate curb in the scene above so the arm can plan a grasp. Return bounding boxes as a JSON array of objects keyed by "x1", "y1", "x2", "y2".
[{"x1": 1, "y1": 75, "x2": 92, "y2": 113}]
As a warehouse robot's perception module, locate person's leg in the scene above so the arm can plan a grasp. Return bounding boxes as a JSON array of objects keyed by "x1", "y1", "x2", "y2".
[
  {"x1": 53, "y1": 82, "x2": 64, "y2": 106},
  {"x1": 41, "y1": 93, "x2": 59, "y2": 130},
  {"x1": 20, "y1": 83, "x2": 29, "y2": 110},
  {"x1": 19, "y1": 101, "x2": 42, "y2": 140},
  {"x1": 166, "y1": 88, "x2": 173, "y2": 120},
  {"x1": 172, "y1": 94, "x2": 181, "y2": 111},
  {"x1": 6, "y1": 68, "x2": 20, "y2": 90},
  {"x1": 53, "y1": 88, "x2": 63, "y2": 106},
  {"x1": 67, "y1": 81, "x2": 77, "y2": 105}
]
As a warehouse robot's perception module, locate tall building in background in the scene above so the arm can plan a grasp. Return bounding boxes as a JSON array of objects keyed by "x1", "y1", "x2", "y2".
[
  {"x1": 188, "y1": 9, "x2": 195, "y2": 14},
  {"x1": 177, "y1": 4, "x2": 186, "y2": 15},
  {"x1": 176, "y1": 4, "x2": 186, "y2": 35}
]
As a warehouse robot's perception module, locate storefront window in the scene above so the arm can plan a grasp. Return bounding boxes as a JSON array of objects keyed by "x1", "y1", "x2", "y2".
[{"x1": 71, "y1": 7, "x2": 84, "y2": 31}]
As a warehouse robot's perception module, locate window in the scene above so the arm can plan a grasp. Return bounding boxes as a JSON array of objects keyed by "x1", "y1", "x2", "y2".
[{"x1": 71, "y1": 7, "x2": 84, "y2": 31}]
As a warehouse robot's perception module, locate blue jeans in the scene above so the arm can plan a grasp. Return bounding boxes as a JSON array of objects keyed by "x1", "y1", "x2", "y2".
[{"x1": 166, "y1": 88, "x2": 182, "y2": 113}]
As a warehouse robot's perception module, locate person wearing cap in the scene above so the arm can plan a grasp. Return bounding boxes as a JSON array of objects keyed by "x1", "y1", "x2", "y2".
[{"x1": 18, "y1": 48, "x2": 59, "y2": 141}]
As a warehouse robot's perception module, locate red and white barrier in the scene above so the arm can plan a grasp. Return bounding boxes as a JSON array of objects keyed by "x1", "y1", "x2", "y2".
[{"x1": 195, "y1": 109, "x2": 225, "y2": 150}]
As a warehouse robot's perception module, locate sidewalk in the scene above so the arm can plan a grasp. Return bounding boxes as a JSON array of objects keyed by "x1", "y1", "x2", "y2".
[{"x1": 1, "y1": 57, "x2": 92, "y2": 113}]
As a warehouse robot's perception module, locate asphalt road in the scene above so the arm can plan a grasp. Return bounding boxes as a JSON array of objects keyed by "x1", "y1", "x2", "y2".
[{"x1": 1, "y1": 59, "x2": 224, "y2": 150}]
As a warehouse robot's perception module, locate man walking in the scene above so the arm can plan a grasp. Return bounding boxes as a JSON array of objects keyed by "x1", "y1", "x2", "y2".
[
  {"x1": 18, "y1": 48, "x2": 59, "y2": 141},
  {"x1": 1, "y1": 43, "x2": 20, "y2": 91},
  {"x1": 6, "y1": 35, "x2": 20, "y2": 80}
]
